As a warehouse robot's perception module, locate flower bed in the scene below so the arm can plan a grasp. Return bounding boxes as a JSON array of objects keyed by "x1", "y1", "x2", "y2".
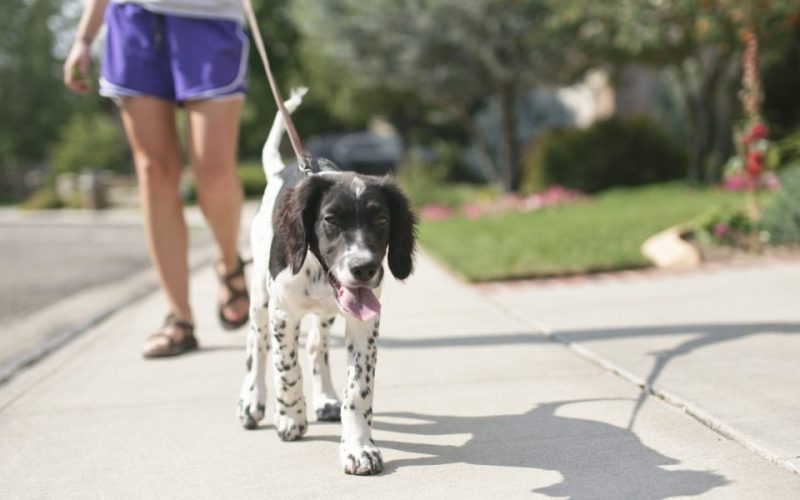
[{"x1": 421, "y1": 185, "x2": 584, "y2": 221}]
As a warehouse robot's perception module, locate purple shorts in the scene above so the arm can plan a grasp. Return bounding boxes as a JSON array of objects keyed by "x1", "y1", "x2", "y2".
[{"x1": 100, "y1": 3, "x2": 248, "y2": 103}]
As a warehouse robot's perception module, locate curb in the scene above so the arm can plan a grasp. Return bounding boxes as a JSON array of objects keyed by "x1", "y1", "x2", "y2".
[{"x1": 0, "y1": 245, "x2": 216, "y2": 387}]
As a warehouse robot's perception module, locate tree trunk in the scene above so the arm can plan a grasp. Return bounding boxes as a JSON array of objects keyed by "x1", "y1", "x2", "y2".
[
  {"x1": 676, "y1": 62, "x2": 703, "y2": 183},
  {"x1": 677, "y1": 47, "x2": 738, "y2": 185},
  {"x1": 706, "y1": 54, "x2": 740, "y2": 183},
  {"x1": 497, "y1": 82, "x2": 521, "y2": 191},
  {"x1": 453, "y1": 104, "x2": 504, "y2": 187}
]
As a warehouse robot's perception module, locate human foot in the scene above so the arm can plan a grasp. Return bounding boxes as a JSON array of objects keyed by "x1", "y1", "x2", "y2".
[
  {"x1": 142, "y1": 314, "x2": 197, "y2": 358},
  {"x1": 217, "y1": 256, "x2": 250, "y2": 330}
]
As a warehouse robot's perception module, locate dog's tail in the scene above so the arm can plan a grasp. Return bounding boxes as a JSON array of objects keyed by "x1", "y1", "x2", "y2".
[{"x1": 262, "y1": 86, "x2": 308, "y2": 178}]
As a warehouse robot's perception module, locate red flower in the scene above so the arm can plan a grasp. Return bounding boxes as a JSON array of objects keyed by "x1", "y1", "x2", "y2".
[
  {"x1": 744, "y1": 122, "x2": 769, "y2": 144},
  {"x1": 747, "y1": 150, "x2": 765, "y2": 177}
]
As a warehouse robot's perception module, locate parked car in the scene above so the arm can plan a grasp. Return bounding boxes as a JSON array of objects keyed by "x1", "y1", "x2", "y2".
[{"x1": 305, "y1": 132, "x2": 402, "y2": 176}]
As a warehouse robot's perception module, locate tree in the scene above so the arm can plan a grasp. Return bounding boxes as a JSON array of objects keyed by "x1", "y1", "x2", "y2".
[
  {"x1": 0, "y1": 0, "x2": 72, "y2": 172},
  {"x1": 50, "y1": 112, "x2": 130, "y2": 175},
  {"x1": 291, "y1": 0, "x2": 573, "y2": 191},
  {"x1": 552, "y1": 0, "x2": 800, "y2": 183},
  {"x1": 240, "y1": 0, "x2": 366, "y2": 159}
]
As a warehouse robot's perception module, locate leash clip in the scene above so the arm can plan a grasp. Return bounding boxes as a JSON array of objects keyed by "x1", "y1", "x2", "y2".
[{"x1": 299, "y1": 156, "x2": 314, "y2": 177}]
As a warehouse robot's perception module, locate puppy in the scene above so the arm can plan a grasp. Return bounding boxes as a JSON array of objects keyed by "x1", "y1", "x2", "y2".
[{"x1": 238, "y1": 88, "x2": 417, "y2": 475}]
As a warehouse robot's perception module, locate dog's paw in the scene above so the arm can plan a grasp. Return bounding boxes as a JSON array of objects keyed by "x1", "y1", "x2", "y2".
[
  {"x1": 340, "y1": 441, "x2": 383, "y2": 475},
  {"x1": 238, "y1": 379, "x2": 266, "y2": 430},
  {"x1": 275, "y1": 414, "x2": 308, "y2": 441},
  {"x1": 315, "y1": 400, "x2": 341, "y2": 422},
  {"x1": 237, "y1": 399, "x2": 265, "y2": 430}
]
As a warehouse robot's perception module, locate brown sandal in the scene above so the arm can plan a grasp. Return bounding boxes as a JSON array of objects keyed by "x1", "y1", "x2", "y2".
[
  {"x1": 218, "y1": 256, "x2": 250, "y2": 331},
  {"x1": 143, "y1": 314, "x2": 198, "y2": 359}
]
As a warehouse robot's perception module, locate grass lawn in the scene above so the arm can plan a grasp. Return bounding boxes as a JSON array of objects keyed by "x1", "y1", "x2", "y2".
[{"x1": 418, "y1": 183, "x2": 746, "y2": 282}]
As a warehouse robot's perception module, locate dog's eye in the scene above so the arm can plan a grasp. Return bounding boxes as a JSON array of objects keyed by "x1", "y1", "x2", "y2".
[
  {"x1": 323, "y1": 215, "x2": 339, "y2": 227},
  {"x1": 375, "y1": 215, "x2": 389, "y2": 226}
]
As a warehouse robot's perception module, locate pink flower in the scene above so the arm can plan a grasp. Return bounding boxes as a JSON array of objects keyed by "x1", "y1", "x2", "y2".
[
  {"x1": 461, "y1": 202, "x2": 484, "y2": 219},
  {"x1": 422, "y1": 203, "x2": 453, "y2": 221},
  {"x1": 538, "y1": 185, "x2": 582, "y2": 207},
  {"x1": 724, "y1": 174, "x2": 756, "y2": 191},
  {"x1": 519, "y1": 195, "x2": 543, "y2": 212},
  {"x1": 714, "y1": 223, "x2": 730, "y2": 238},
  {"x1": 762, "y1": 172, "x2": 781, "y2": 191}
]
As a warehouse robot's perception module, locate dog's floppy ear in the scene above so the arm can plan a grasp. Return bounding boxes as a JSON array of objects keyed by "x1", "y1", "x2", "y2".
[
  {"x1": 270, "y1": 175, "x2": 332, "y2": 276},
  {"x1": 381, "y1": 182, "x2": 418, "y2": 280}
]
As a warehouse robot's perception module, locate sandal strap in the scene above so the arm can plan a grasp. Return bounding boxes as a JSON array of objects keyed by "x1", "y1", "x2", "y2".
[
  {"x1": 217, "y1": 255, "x2": 251, "y2": 331},
  {"x1": 218, "y1": 256, "x2": 250, "y2": 302},
  {"x1": 219, "y1": 256, "x2": 248, "y2": 286},
  {"x1": 144, "y1": 316, "x2": 198, "y2": 358},
  {"x1": 163, "y1": 313, "x2": 195, "y2": 334}
]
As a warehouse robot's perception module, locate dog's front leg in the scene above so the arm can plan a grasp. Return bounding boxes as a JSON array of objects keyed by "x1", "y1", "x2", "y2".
[
  {"x1": 307, "y1": 314, "x2": 341, "y2": 421},
  {"x1": 269, "y1": 301, "x2": 308, "y2": 441},
  {"x1": 340, "y1": 316, "x2": 383, "y2": 475},
  {"x1": 238, "y1": 271, "x2": 269, "y2": 429}
]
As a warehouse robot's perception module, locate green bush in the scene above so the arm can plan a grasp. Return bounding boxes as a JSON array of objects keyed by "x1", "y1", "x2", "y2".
[
  {"x1": 180, "y1": 161, "x2": 268, "y2": 203},
  {"x1": 238, "y1": 161, "x2": 267, "y2": 198},
  {"x1": 777, "y1": 129, "x2": 800, "y2": 166},
  {"x1": 694, "y1": 209, "x2": 755, "y2": 248},
  {"x1": 762, "y1": 166, "x2": 800, "y2": 244},
  {"x1": 50, "y1": 113, "x2": 130, "y2": 176},
  {"x1": 397, "y1": 162, "x2": 498, "y2": 208},
  {"x1": 20, "y1": 187, "x2": 63, "y2": 210},
  {"x1": 523, "y1": 118, "x2": 688, "y2": 194}
]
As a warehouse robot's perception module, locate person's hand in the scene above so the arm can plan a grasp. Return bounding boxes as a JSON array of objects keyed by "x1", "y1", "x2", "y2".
[{"x1": 64, "y1": 40, "x2": 92, "y2": 95}]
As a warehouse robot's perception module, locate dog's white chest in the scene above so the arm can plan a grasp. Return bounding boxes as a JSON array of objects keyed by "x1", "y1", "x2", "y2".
[{"x1": 269, "y1": 260, "x2": 339, "y2": 316}]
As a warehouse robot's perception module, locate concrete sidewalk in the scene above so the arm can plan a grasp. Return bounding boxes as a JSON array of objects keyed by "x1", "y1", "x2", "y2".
[
  {"x1": 484, "y1": 260, "x2": 800, "y2": 474},
  {"x1": 1, "y1": 255, "x2": 799, "y2": 498}
]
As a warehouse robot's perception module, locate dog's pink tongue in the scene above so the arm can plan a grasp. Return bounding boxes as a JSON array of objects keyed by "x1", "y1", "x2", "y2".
[{"x1": 337, "y1": 286, "x2": 381, "y2": 321}]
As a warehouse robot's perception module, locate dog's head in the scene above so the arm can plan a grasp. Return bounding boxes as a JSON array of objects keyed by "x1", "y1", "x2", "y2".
[{"x1": 270, "y1": 172, "x2": 417, "y2": 319}]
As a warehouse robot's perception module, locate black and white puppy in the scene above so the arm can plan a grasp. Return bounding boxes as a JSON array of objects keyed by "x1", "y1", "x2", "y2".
[{"x1": 238, "y1": 88, "x2": 417, "y2": 475}]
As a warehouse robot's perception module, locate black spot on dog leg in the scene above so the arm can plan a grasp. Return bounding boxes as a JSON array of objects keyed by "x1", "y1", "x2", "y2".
[
  {"x1": 241, "y1": 405, "x2": 258, "y2": 430},
  {"x1": 316, "y1": 401, "x2": 341, "y2": 422}
]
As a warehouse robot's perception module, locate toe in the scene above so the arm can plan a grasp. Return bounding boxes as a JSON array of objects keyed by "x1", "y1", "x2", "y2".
[{"x1": 342, "y1": 446, "x2": 383, "y2": 475}]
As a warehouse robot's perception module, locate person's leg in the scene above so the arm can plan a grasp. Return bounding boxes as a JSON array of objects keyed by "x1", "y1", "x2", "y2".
[
  {"x1": 119, "y1": 96, "x2": 193, "y2": 343},
  {"x1": 185, "y1": 96, "x2": 248, "y2": 325}
]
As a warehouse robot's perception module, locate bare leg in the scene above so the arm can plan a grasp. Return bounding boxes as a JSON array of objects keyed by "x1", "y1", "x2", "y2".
[
  {"x1": 185, "y1": 97, "x2": 248, "y2": 324},
  {"x1": 119, "y1": 97, "x2": 193, "y2": 351}
]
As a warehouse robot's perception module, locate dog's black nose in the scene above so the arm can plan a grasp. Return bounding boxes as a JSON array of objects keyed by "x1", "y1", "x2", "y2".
[{"x1": 350, "y1": 261, "x2": 379, "y2": 282}]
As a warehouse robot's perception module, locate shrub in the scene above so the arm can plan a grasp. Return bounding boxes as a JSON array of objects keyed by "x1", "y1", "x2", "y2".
[
  {"x1": 180, "y1": 162, "x2": 268, "y2": 203},
  {"x1": 761, "y1": 166, "x2": 800, "y2": 244},
  {"x1": 695, "y1": 209, "x2": 755, "y2": 248},
  {"x1": 777, "y1": 128, "x2": 800, "y2": 166},
  {"x1": 523, "y1": 118, "x2": 688, "y2": 194},
  {"x1": 50, "y1": 113, "x2": 130, "y2": 176},
  {"x1": 20, "y1": 187, "x2": 63, "y2": 210},
  {"x1": 180, "y1": 176, "x2": 197, "y2": 204},
  {"x1": 397, "y1": 162, "x2": 498, "y2": 208},
  {"x1": 238, "y1": 161, "x2": 267, "y2": 198}
]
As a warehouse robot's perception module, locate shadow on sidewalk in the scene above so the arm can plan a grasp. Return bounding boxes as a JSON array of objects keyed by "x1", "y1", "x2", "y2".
[
  {"x1": 552, "y1": 322, "x2": 800, "y2": 429},
  {"x1": 373, "y1": 399, "x2": 728, "y2": 499},
  {"x1": 331, "y1": 332, "x2": 551, "y2": 349}
]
